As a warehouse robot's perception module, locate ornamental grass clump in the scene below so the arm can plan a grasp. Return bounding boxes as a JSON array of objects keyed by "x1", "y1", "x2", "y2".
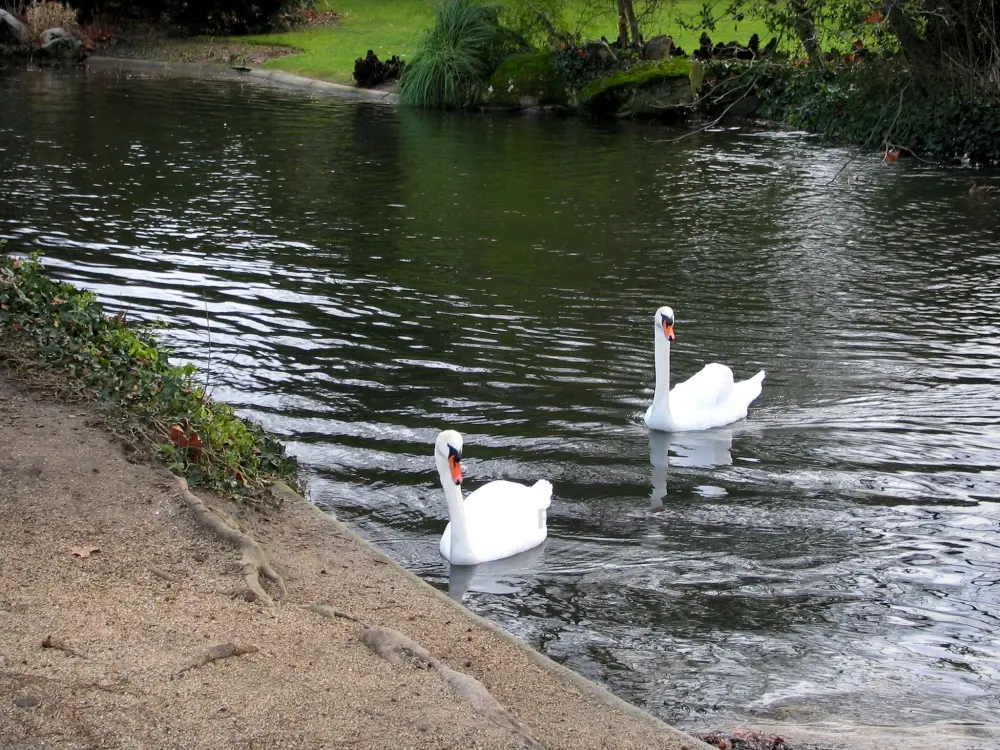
[
  {"x1": 400, "y1": 0, "x2": 516, "y2": 108},
  {"x1": 0, "y1": 247, "x2": 298, "y2": 506}
]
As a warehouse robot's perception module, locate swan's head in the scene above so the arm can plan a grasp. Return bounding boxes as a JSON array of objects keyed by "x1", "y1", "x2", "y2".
[
  {"x1": 434, "y1": 429, "x2": 464, "y2": 485},
  {"x1": 655, "y1": 306, "x2": 675, "y2": 341}
]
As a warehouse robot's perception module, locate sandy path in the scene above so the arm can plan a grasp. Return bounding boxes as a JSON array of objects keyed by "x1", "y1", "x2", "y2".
[{"x1": 0, "y1": 378, "x2": 708, "y2": 750}]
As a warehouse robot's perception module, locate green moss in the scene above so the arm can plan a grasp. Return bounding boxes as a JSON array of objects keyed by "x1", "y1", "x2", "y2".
[
  {"x1": 578, "y1": 57, "x2": 691, "y2": 105},
  {"x1": 480, "y1": 51, "x2": 568, "y2": 107}
]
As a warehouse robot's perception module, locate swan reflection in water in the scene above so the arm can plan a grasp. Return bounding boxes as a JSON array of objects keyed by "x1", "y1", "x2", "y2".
[
  {"x1": 649, "y1": 428, "x2": 734, "y2": 510},
  {"x1": 447, "y1": 540, "x2": 548, "y2": 601}
]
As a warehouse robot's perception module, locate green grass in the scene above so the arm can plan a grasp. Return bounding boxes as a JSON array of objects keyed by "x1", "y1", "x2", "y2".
[
  {"x1": 245, "y1": 0, "x2": 436, "y2": 82},
  {"x1": 240, "y1": 0, "x2": 772, "y2": 84}
]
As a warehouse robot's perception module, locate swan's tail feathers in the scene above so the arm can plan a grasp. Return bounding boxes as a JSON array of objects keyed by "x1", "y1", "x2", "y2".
[
  {"x1": 531, "y1": 479, "x2": 553, "y2": 508},
  {"x1": 734, "y1": 369, "x2": 766, "y2": 408}
]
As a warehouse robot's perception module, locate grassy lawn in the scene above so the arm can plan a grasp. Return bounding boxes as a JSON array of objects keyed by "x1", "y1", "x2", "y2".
[{"x1": 245, "y1": 0, "x2": 771, "y2": 83}]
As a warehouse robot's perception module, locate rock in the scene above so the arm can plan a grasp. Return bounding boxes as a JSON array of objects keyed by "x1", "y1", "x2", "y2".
[
  {"x1": 352, "y1": 49, "x2": 403, "y2": 88},
  {"x1": 39, "y1": 27, "x2": 83, "y2": 61},
  {"x1": 479, "y1": 51, "x2": 569, "y2": 109},
  {"x1": 582, "y1": 39, "x2": 616, "y2": 64},
  {"x1": 0, "y1": 9, "x2": 28, "y2": 47},
  {"x1": 41, "y1": 27, "x2": 69, "y2": 45},
  {"x1": 577, "y1": 57, "x2": 693, "y2": 117},
  {"x1": 643, "y1": 34, "x2": 673, "y2": 60}
]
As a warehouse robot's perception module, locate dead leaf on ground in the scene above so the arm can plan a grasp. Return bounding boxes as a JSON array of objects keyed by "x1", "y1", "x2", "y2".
[{"x1": 70, "y1": 546, "x2": 101, "y2": 558}]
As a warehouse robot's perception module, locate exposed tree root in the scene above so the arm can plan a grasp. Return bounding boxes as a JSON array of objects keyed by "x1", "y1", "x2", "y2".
[
  {"x1": 150, "y1": 566, "x2": 178, "y2": 583},
  {"x1": 310, "y1": 603, "x2": 368, "y2": 627},
  {"x1": 360, "y1": 626, "x2": 435, "y2": 669},
  {"x1": 2, "y1": 670, "x2": 132, "y2": 696},
  {"x1": 176, "y1": 477, "x2": 285, "y2": 605},
  {"x1": 435, "y1": 663, "x2": 537, "y2": 745},
  {"x1": 41, "y1": 635, "x2": 86, "y2": 659},
  {"x1": 173, "y1": 642, "x2": 259, "y2": 678},
  {"x1": 357, "y1": 625, "x2": 538, "y2": 747}
]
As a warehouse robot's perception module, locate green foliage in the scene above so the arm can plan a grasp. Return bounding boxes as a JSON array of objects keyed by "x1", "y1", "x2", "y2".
[
  {"x1": 497, "y1": 0, "x2": 573, "y2": 49},
  {"x1": 74, "y1": 0, "x2": 309, "y2": 34},
  {"x1": 701, "y1": 59, "x2": 1000, "y2": 162},
  {"x1": 399, "y1": 0, "x2": 525, "y2": 108},
  {"x1": 480, "y1": 51, "x2": 569, "y2": 106},
  {"x1": 0, "y1": 249, "x2": 298, "y2": 506}
]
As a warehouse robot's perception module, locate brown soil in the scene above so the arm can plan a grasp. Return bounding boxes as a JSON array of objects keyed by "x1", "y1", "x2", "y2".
[
  {"x1": 95, "y1": 33, "x2": 297, "y2": 67},
  {"x1": 0, "y1": 376, "x2": 708, "y2": 750}
]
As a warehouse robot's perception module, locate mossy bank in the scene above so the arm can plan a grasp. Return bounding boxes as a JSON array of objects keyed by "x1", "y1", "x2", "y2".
[{"x1": 0, "y1": 247, "x2": 298, "y2": 506}]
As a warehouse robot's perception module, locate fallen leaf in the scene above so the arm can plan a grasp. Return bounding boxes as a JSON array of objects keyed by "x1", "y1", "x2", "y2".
[
  {"x1": 187, "y1": 431, "x2": 204, "y2": 461},
  {"x1": 70, "y1": 546, "x2": 100, "y2": 558},
  {"x1": 168, "y1": 424, "x2": 188, "y2": 449},
  {"x1": 12, "y1": 257, "x2": 23, "y2": 270}
]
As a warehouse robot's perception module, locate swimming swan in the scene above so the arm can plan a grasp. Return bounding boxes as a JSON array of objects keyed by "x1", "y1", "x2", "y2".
[
  {"x1": 435, "y1": 430, "x2": 552, "y2": 566},
  {"x1": 643, "y1": 306, "x2": 765, "y2": 432}
]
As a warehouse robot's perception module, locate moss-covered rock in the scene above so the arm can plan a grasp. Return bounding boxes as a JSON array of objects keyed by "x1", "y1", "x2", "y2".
[
  {"x1": 577, "y1": 57, "x2": 693, "y2": 116},
  {"x1": 479, "y1": 51, "x2": 569, "y2": 109}
]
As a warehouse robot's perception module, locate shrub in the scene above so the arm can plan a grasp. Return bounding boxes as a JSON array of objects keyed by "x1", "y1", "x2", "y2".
[
  {"x1": 25, "y1": 0, "x2": 78, "y2": 42},
  {"x1": 400, "y1": 0, "x2": 523, "y2": 109},
  {"x1": 698, "y1": 59, "x2": 1000, "y2": 164},
  {"x1": 71, "y1": 0, "x2": 308, "y2": 34}
]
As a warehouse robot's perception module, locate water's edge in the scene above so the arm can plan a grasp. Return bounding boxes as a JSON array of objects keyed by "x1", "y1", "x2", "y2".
[{"x1": 84, "y1": 56, "x2": 398, "y2": 103}]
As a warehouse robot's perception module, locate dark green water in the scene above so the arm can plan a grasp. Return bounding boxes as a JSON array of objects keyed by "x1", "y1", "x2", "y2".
[{"x1": 2, "y1": 63, "x2": 999, "y2": 736}]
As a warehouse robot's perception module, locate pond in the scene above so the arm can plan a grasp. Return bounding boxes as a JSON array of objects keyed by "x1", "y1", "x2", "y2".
[{"x1": 2, "y1": 62, "x2": 999, "y2": 739}]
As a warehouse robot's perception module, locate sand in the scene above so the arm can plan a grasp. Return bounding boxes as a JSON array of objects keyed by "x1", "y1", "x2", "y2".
[{"x1": 0, "y1": 377, "x2": 710, "y2": 750}]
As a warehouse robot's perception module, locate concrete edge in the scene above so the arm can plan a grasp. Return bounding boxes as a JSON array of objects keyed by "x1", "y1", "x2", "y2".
[
  {"x1": 84, "y1": 56, "x2": 399, "y2": 104},
  {"x1": 268, "y1": 480, "x2": 712, "y2": 749}
]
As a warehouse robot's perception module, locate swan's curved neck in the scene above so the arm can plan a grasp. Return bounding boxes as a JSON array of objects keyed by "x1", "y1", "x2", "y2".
[
  {"x1": 652, "y1": 329, "x2": 672, "y2": 417},
  {"x1": 437, "y1": 455, "x2": 470, "y2": 556}
]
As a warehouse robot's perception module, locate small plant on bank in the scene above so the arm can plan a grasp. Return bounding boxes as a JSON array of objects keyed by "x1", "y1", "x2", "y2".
[
  {"x1": 400, "y1": 0, "x2": 523, "y2": 108},
  {"x1": 25, "y1": 0, "x2": 78, "y2": 42},
  {"x1": 0, "y1": 248, "x2": 298, "y2": 506}
]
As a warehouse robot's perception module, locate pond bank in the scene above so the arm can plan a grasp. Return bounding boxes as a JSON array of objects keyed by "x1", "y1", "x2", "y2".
[
  {"x1": 0, "y1": 251, "x2": 705, "y2": 746},
  {"x1": 0, "y1": 376, "x2": 710, "y2": 749},
  {"x1": 84, "y1": 56, "x2": 399, "y2": 103}
]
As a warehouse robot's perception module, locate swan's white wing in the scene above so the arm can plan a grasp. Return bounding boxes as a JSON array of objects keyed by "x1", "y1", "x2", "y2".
[
  {"x1": 465, "y1": 479, "x2": 552, "y2": 514},
  {"x1": 666, "y1": 365, "x2": 765, "y2": 431},
  {"x1": 670, "y1": 362, "x2": 734, "y2": 411},
  {"x1": 441, "y1": 479, "x2": 551, "y2": 565}
]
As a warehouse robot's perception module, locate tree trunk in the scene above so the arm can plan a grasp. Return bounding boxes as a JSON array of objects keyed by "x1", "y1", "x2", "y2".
[
  {"x1": 616, "y1": 0, "x2": 629, "y2": 47},
  {"x1": 623, "y1": 0, "x2": 642, "y2": 45},
  {"x1": 788, "y1": 0, "x2": 823, "y2": 69},
  {"x1": 886, "y1": 0, "x2": 939, "y2": 80}
]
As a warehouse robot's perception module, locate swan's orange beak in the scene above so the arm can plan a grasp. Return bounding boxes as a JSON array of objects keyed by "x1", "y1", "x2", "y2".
[
  {"x1": 661, "y1": 321, "x2": 675, "y2": 341},
  {"x1": 448, "y1": 455, "x2": 463, "y2": 485}
]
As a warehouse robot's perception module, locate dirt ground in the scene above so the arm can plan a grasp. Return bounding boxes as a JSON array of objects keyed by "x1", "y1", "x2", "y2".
[{"x1": 0, "y1": 377, "x2": 709, "y2": 750}]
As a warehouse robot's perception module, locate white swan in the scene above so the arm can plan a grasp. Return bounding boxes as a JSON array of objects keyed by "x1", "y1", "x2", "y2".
[
  {"x1": 435, "y1": 430, "x2": 552, "y2": 566},
  {"x1": 644, "y1": 306, "x2": 765, "y2": 432}
]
